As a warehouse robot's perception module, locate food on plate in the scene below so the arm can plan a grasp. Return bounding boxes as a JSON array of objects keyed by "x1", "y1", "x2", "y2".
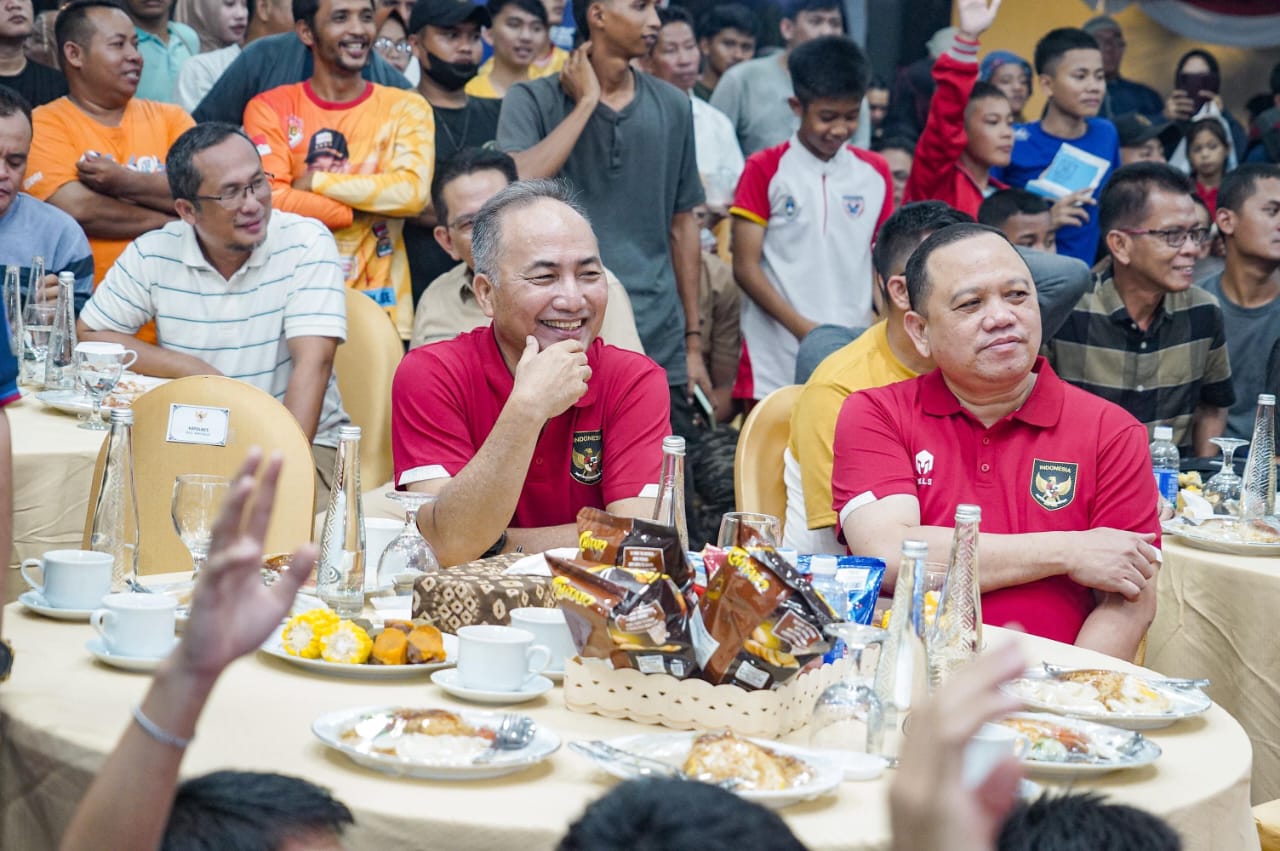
[
  {"x1": 682, "y1": 731, "x2": 813, "y2": 791},
  {"x1": 999, "y1": 717, "x2": 1092, "y2": 762},
  {"x1": 320, "y1": 620, "x2": 373, "y2": 664},
  {"x1": 340, "y1": 708, "x2": 499, "y2": 762},
  {"x1": 371, "y1": 625, "x2": 409, "y2": 664},
  {"x1": 1178, "y1": 470, "x2": 1202, "y2": 492},
  {"x1": 406, "y1": 623, "x2": 446, "y2": 663},
  {"x1": 1007, "y1": 669, "x2": 1172, "y2": 715},
  {"x1": 1245, "y1": 518, "x2": 1280, "y2": 544},
  {"x1": 281, "y1": 608, "x2": 340, "y2": 658},
  {"x1": 370, "y1": 621, "x2": 447, "y2": 665}
]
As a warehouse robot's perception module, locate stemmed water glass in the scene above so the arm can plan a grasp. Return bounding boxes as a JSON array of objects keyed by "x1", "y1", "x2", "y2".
[
  {"x1": 73, "y1": 342, "x2": 135, "y2": 430},
  {"x1": 376, "y1": 491, "x2": 441, "y2": 589},
  {"x1": 172, "y1": 474, "x2": 231, "y2": 575},
  {"x1": 1204, "y1": 437, "x2": 1249, "y2": 515},
  {"x1": 810, "y1": 622, "x2": 888, "y2": 758}
]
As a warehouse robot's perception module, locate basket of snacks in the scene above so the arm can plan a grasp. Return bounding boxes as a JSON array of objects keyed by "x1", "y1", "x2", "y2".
[{"x1": 552, "y1": 508, "x2": 853, "y2": 738}]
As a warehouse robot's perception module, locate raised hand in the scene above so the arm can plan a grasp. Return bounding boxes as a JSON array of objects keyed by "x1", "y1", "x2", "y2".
[
  {"x1": 1049, "y1": 188, "x2": 1094, "y2": 231},
  {"x1": 510, "y1": 336, "x2": 591, "y2": 422},
  {"x1": 560, "y1": 42, "x2": 601, "y2": 107},
  {"x1": 956, "y1": 0, "x2": 1002, "y2": 41},
  {"x1": 177, "y1": 449, "x2": 317, "y2": 680}
]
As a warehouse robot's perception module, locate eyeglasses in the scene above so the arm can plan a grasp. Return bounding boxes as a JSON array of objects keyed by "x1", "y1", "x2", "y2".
[
  {"x1": 195, "y1": 174, "x2": 273, "y2": 210},
  {"x1": 375, "y1": 37, "x2": 412, "y2": 54},
  {"x1": 1116, "y1": 226, "x2": 1212, "y2": 248}
]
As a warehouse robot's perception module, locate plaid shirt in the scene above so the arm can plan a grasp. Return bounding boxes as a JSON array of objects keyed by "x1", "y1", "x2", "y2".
[{"x1": 1044, "y1": 261, "x2": 1234, "y2": 453}]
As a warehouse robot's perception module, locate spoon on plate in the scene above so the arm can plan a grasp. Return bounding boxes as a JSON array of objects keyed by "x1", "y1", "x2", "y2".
[
  {"x1": 1040, "y1": 663, "x2": 1210, "y2": 691},
  {"x1": 472, "y1": 714, "x2": 537, "y2": 764}
]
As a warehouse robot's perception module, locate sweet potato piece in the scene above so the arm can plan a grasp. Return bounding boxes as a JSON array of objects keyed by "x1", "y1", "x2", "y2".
[
  {"x1": 371, "y1": 627, "x2": 409, "y2": 665},
  {"x1": 407, "y1": 624, "x2": 446, "y2": 664}
]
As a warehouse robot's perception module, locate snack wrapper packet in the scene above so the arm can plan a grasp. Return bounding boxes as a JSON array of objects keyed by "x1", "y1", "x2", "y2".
[
  {"x1": 695, "y1": 544, "x2": 838, "y2": 690},
  {"x1": 575, "y1": 508, "x2": 693, "y2": 598},
  {"x1": 548, "y1": 555, "x2": 698, "y2": 679}
]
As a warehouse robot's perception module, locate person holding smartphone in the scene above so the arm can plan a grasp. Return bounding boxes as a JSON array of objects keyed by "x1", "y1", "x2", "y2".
[{"x1": 1164, "y1": 49, "x2": 1249, "y2": 158}]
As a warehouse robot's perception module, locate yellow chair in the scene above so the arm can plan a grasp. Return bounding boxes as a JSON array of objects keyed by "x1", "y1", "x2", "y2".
[
  {"x1": 733, "y1": 384, "x2": 802, "y2": 536},
  {"x1": 82, "y1": 376, "x2": 316, "y2": 575},
  {"x1": 1256, "y1": 799, "x2": 1280, "y2": 851},
  {"x1": 334, "y1": 289, "x2": 403, "y2": 488}
]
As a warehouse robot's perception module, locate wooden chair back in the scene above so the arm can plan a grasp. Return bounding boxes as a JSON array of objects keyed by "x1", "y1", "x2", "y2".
[{"x1": 733, "y1": 384, "x2": 802, "y2": 535}]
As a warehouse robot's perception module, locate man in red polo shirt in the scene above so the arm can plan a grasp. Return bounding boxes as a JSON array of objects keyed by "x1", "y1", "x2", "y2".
[
  {"x1": 391, "y1": 179, "x2": 669, "y2": 566},
  {"x1": 832, "y1": 222, "x2": 1160, "y2": 660}
]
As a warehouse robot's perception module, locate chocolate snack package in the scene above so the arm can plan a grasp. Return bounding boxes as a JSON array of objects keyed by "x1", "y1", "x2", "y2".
[
  {"x1": 548, "y1": 555, "x2": 698, "y2": 679},
  {"x1": 695, "y1": 545, "x2": 838, "y2": 691},
  {"x1": 576, "y1": 508, "x2": 693, "y2": 599}
]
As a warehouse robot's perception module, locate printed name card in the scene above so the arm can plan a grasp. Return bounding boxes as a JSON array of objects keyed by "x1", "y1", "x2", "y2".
[{"x1": 166, "y1": 404, "x2": 230, "y2": 446}]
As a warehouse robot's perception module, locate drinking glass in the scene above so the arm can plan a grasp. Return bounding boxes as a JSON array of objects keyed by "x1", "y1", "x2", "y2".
[
  {"x1": 376, "y1": 491, "x2": 440, "y2": 589},
  {"x1": 716, "y1": 511, "x2": 781, "y2": 549},
  {"x1": 21, "y1": 256, "x2": 53, "y2": 386},
  {"x1": 810, "y1": 622, "x2": 887, "y2": 756},
  {"x1": 73, "y1": 342, "x2": 136, "y2": 430},
  {"x1": 1204, "y1": 437, "x2": 1249, "y2": 516},
  {"x1": 171, "y1": 474, "x2": 231, "y2": 575},
  {"x1": 2, "y1": 265, "x2": 22, "y2": 358}
]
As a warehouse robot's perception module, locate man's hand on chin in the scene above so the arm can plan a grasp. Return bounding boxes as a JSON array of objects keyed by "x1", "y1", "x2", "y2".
[{"x1": 509, "y1": 336, "x2": 591, "y2": 422}]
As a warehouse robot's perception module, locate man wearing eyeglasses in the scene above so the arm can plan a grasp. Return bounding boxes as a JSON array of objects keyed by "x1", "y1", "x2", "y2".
[
  {"x1": 77, "y1": 123, "x2": 351, "y2": 507},
  {"x1": 1045, "y1": 162, "x2": 1233, "y2": 457}
]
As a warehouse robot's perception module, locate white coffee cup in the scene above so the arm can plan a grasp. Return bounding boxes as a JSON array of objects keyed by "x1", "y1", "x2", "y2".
[
  {"x1": 74, "y1": 340, "x2": 138, "y2": 370},
  {"x1": 91, "y1": 593, "x2": 177, "y2": 658},
  {"x1": 20, "y1": 549, "x2": 113, "y2": 610},
  {"x1": 509, "y1": 607, "x2": 576, "y2": 674},
  {"x1": 364, "y1": 517, "x2": 403, "y2": 590},
  {"x1": 962, "y1": 723, "x2": 1024, "y2": 788},
  {"x1": 456, "y1": 624, "x2": 551, "y2": 692}
]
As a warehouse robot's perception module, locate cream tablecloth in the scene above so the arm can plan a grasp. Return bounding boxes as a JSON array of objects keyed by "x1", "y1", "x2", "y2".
[
  {"x1": 6, "y1": 397, "x2": 108, "y2": 588},
  {"x1": 0, "y1": 610, "x2": 1259, "y2": 851},
  {"x1": 1149, "y1": 539, "x2": 1280, "y2": 805}
]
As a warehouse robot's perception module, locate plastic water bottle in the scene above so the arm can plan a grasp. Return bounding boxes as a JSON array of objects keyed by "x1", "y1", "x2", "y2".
[
  {"x1": 809, "y1": 554, "x2": 841, "y2": 617},
  {"x1": 1150, "y1": 426, "x2": 1180, "y2": 507}
]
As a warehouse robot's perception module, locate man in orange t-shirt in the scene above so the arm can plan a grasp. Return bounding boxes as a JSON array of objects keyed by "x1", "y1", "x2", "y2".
[
  {"x1": 25, "y1": 0, "x2": 193, "y2": 345},
  {"x1": 243, "y1": 0, "x2": 433, "y2": 339}
]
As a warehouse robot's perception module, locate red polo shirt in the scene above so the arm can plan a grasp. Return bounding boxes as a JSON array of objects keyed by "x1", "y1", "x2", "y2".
[
  {"x1": 831, "y1": 358, "x2": 1159, "y2": 645},
  {"x1": 391, "y1": 327, "x2": 670, "y2": 528}
]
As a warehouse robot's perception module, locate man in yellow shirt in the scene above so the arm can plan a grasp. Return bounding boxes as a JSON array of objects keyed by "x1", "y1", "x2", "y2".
[
  {"x1": 243, "y1": 0, "x2": 433, "y2": 338},
  {"x1": 786, "y1": 201, "x2": 1092, "y2": 554},
  {"x1": 465, "y1": 0, "x2": 565, "y2": 98}
]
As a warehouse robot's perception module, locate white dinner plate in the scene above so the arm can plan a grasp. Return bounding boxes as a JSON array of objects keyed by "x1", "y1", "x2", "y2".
[
  {"x1": 574, "y1": 732, "x2": 843, "y2": 809},
  {"x1": 259, "y1": 626, "x2": 457, "y2": 678},
  {"x1": 33, "y1": 374, "x2": 166, "y2": 417},
  {"x1": 1162, "y1": 521, "x2": 1280, "y2": 557},
  {"x1": 178, "y1": 591, "x2": 324, "y2": 630},
  {"x1": 86, "y1": 637, "x2": 177, "y2": 672},
  {"x1": 312, "y1": 705, "x2": 559, "y2": 780},
  {"x1": 19, "y1": 590, "x2": 97, "y2": 621},
  {"x1": 999, "y1": 713, "x2": 1162, "y2": 778},
  {"x1": 1002, "y1": 667, "x2": 1211, "y2": 730},
  {"x1": 503, "y1": 547, "x2": 578, "y2": 577}
]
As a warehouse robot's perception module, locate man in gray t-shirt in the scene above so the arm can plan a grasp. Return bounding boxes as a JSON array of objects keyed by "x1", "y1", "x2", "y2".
[
  {"x1": 1200, "y1": 163, "x2": 1280, "y2": 440},
  {"x1": 708, "y1": 0, "x2": 845, "y2": 156},
  {"x1": 496, "y1": 0, "x2": 707, "y2": 397}
]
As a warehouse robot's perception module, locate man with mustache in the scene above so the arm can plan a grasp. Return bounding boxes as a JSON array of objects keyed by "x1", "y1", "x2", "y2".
[
  {"x1": 832, "y1": 223, "x2": 1160, "y2": 662},
  {"x1": 242, "y1": 0, "x2": 433, "y2": 340},
  {"x1": 77, "y1": 123, "x2": 352, "y2": 507}
]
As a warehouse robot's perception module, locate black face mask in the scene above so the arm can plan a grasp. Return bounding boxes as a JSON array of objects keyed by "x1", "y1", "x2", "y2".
[{"x1": 423, "y1": 51, "x2": 479, "y2": 91}]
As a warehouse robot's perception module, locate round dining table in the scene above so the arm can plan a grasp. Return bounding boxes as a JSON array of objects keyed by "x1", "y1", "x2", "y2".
[
  {"x1": 0, "y1": 607, "x2": 1260, "y2": 851},
  {"x1": 1149, "y1": 538, "x2": 1280, "y2": 805}
]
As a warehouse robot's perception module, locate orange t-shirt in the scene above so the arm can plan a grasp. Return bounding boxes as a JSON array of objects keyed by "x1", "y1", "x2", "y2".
[{"x1": 26, "y1": 97, "x2": 193, "y2": 343}]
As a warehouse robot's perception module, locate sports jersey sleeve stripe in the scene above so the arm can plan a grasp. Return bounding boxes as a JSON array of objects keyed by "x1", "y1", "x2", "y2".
[
  {"x1": 731, "y1": 144, "x2": 785, "y2": 224},
  {"x1": 729, "y1": 206, "x2": 767, "y2": 226}
]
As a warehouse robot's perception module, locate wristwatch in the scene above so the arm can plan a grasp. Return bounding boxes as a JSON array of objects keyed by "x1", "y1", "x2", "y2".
[{"x1": 0, "y1": 638, "x2": 13, "y2": 684}]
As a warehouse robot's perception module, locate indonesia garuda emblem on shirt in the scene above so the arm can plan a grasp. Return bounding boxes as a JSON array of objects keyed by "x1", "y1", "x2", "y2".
[
  {"x1": 571, "y1": 430, "x2": 603, "y2": 485},
  {"x1": 1031, "y1": 459, "x2": 1077, "y2": 511}
]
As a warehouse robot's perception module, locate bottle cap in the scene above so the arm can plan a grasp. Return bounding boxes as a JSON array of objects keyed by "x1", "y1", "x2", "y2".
[
  {"x1": 901, "y1": 539, "x2": 928, "y2": 559},
  {"x1": 108, "y1": 408, "x2": 134, "y2": 424},
  {"x1": 57, "y1": 271, "x2": 75, "y2": 285},
  {"x1": 776, "y1": 547, "x2": 799, "y2": 568},
  {"x1": 1153, "y1": 426, "x2": 1173, "y2": 440},
  {"x1": 661, "y1": 435, "x2": 686, "y2": 454},
  {"x1": 337, "y1": 425, "x2": 362, "y2": 439},
  {"x1": 955, "y1": 504, "x2": 981, "y2": 522},
  {"x1": 809, "y1": 554, "x2": 838, "y2": 577},
  {"x1": 1260, "y1": 394, "x2": 1276, "y2": 407}
]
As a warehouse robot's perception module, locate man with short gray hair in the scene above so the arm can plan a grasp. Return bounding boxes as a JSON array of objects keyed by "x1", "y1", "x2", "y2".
[{"x1": 391, "y1": 179, "x2": 670, "y2": 566}]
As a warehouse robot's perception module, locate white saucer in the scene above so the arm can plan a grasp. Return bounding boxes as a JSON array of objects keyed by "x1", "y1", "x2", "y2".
[
  {"x1": 86, "y1": 637, "x2": 178, "y2": 672},
  {"x1": 544, "y1": 667, "x2": 564, "y2": 683},
  {"x1": 431, "y1": 668, "x2": 554, "y2": 704},
  {"x1": 19, "y1": 590, "x2": 97, "y2": 621}
]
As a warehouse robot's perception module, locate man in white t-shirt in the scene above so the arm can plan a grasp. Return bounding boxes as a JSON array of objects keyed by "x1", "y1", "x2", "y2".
[
  {"x1": 640, "y1": 6, "x2": 744, "y2": 216},
  {"x1": 77, "y1": 123, "x2": 350, "y2": 506}
]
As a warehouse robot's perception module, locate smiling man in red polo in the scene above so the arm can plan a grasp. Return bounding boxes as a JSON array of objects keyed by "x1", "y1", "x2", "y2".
[
  {"x1": 391, "y1": 179, "x2": 669, "y2": 565},
  {"x1": 832, "y1": 222, "x2": 1160, "y2": 660}
]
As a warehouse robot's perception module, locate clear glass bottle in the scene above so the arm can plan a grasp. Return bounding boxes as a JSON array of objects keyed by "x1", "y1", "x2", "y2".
[
  {"x1": 652, "y1": 435, "x2": 689, "y2": 553},
  {"x1": 872, "y1": 539, "x2": 929, "y2": 763},
  {"x1": 89, "y1": 408, "x2": 140, "y2": 591},
  {"x1": 2, "y1": 265, "x2": 22, "y2": 359},
  {"x1": 1242, "y1": 394, "x2": 1276, "y2": 520},
  {"x1": 929, "y1": 505, "x2": 982, "y2": 688},
  {"x1": 318, "y1": 425, "x2": 366, "y2": 616},
  {"x1": 43, "y1": 271, "x2": 77, "y2": 390},
  {"x1": 21, "y1": 255, "x2": 48, "y2": 385}
]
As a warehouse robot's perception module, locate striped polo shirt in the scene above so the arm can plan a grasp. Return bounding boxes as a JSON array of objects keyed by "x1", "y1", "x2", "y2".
[
  {"x1": 80, "y1": 211, "x2": 350, "y2": 447},
  {"x1": 1044, "y1": 261, "x2": 1233, "y2": 453}
]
